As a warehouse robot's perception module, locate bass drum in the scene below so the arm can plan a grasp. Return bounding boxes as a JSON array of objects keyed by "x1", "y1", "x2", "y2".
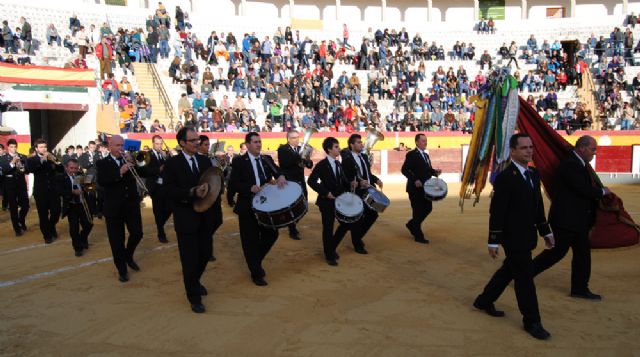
[
  {"x1": 423, "y1": 177, "x2": 448, "y2": 201},
  {"x1": 335, "y1": 192, "x2": 364, "y2": 223},
  {"x1": 363, "y1": 187, "x2": 390, "y2": 213},
  {"x1": 252, "y1": 181, "x2": 308, "y2": 228}
]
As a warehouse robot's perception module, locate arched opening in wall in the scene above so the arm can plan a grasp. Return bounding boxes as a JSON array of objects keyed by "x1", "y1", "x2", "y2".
[
  {"x1": 339, "y1": 5, "x2": 362, "y2": 22},
  {"x1": 575, "y1": 4, "x2": 608, "y2": 18},
  {"x1": 363, "y1": 6, "x2": 382, "y2": 22},
  {"x1": 323, "y1": 6, "x2": 337, "y2": 21},
  {"x1": 623, "y1": 2, "x2": 640, "y2": 16},
  {"x1": 445, "y1": 7, "x2": 474, "y2": 22},
  {"x1": 384, "y1": 7, "x2": 402, "y2": 23},
  {"x1": 405, "y1": 7, "x2": 428, "y2": 25},
  {"x1": 431, "y1": 7, "x2": 443, "y2": 22},
  {"x1": 195, "y1": 0, "x2": 235, "y2": 17},
  {"x1": 245, "y1": 1, "x2": 279, "y2": 18}
]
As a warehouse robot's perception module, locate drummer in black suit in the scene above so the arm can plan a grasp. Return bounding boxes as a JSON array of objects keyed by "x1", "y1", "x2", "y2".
[
  {"x1": 145, "y1": 135, "x2": 172, "y2": 243},
  {"x1": 197, "y1": 135, "x2": 224, "y2": 261},
  {"x1": 57, "y1": 158, "x2": 93, "y2": 257},
  {"x1": 308, "y1": 137, "x2": 357, "y2": 266},
  {"x1": 340, "y1": 133, "x2": 383, "y2": 254},
  {"x1": 163, "y1": 127, "x2": 216, "y2": 314},
  {"x1": 229, "y1": 132, "x2": 287, "y2": 286},
  {"x1": 277, "y1": 131, "x2": 313, "y2": 240},
  {"x1": 401, "y1": 133, "x2": 441, "y2": 244}
]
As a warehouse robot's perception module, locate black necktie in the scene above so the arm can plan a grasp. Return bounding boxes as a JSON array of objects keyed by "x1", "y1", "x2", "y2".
[
  {"x1": 190, "y1": 157, "x2": 199, "y2": 176},
  {"x1": 524, "y1": 170, "x2": 534, "y2": 189},
  {"x1": 117, "y1": 157, "x2": 123, "y2": 167},
  {"x1": 422, "y1": 151, "x2": 431, "y2": 167},
  {"x1": 335, "y1": 160, "x2": 341, "y2": 180},
  {"x1": 358, "y1": 155, "x2": 369, "y2": 181},
  {"x1": 256, "y1": 157, "x2": 267, "y2": 185}
]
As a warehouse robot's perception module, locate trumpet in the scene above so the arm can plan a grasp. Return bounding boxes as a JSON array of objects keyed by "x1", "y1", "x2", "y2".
[
  {"x1": 298, "y1": 128, "x2": 316, "y2": 167},
  {"x1": 11, "y1": 154, "x2": 26, "y2": 173},
  {"x1": 121, "y1": 151, "x2": 149, "y2": 196},
  {"x1": 362, "y1": 128, "x2": 384, "y2": 166},
  {"x1": 45, "y1": 152, "x2": 62, "y2": 165}
]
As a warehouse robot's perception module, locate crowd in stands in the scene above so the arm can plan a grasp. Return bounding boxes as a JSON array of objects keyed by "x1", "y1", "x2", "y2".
[{"x1": 2, "y1": 3, "x2": 640, "y2": 133}]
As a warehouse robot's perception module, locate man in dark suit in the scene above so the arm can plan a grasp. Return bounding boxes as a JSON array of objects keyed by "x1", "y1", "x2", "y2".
[
  {"x1": 197, "y1": 135, "x2": 224, "y2": 261},
  {"x1": 57, "y1": 158, "x2": 93, "y2": 257},
  {"x1": 401, "y1": 133, "x2": 441, "y2": 244},
  {"x1": 229, "y1": 132, "x2": 287, "y2": 286},
  {"x1": 27, "y1": 138, "x2": 64, "y2": 243},
  {"x1": 78, "y1": 141, "x2": 99, "y2": 218},
  {"x1": 96, "y1": 135, "x2": 148, "y2": 283},
  {"x1": 277, "y1": 130, "x2": 313, "y2": 240},
  {"x1": 533, "y1": 135, "x2": 608, "y2": 300},
  {"x1": 308, "y1": 137, "x2": 356, "y2": 266},
  {"x1": 144, "y1": 135, "x2": 172, "y2": 243},
  {"x1": 0, "y1": 139, "x2": 29, "y2": 236},
  {"x1": 0, "y1": 143, "x2": 5, "y2": 211},
  {"x1": 473, "y1": 133, "x2": 555, "y2": 340},
  {"x1": 164, "y1": 127, "x2": 216, "y2": 313},
  {"x1": 340, "y1": 133, "x2": 383, "y2": 254},
  {"x1": 226, "y1": 143, "x2": 245, "y2": 206},
  {"x1": 62, "y1": 145, "x2": 75, "y2": 166}
]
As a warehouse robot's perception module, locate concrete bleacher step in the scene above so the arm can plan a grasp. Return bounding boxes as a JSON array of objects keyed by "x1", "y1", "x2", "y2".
[{"x1": 131, "y1": 62, "x2": 172, "y2": 126}]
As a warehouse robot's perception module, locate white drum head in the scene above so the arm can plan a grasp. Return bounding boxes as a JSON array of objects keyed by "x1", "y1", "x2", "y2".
[
  {"x1": 335, "y1": 192, "x2": 364, "y2": 217},
  {"x1": 252, "y1": 181, "x2": 302, "y2": 212}
]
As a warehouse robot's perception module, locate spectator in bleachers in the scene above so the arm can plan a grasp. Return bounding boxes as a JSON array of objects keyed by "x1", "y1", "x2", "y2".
[
  {"x1": 133, "y1": 120, "x2": 147, "y2": 133},
  {"x1": 150, "y1": 119, "x2": 166, "y2": 133},
  {"x1": 621, "y1": 102, "x2": 634, "y2": 130},
  {"x1": 480, "y1": 50, "x2": 492, "y2": 70},
  {"x1": 2, "y1": 21, "x2": 14, "y2": 54},
  {"x1": 46, "y1": 24, "x2": 61, "y2": 47},
  {"x1": 192, "y1": 92, "x2": 204, "y2": 112},
  {"x1": 96, "y1": 37, "x2": 113, "y2": 80},
  {"x1": 102, "y1": 73, "x2": 119, "y2": 104},
  {"x1": 19, "y1": 17, "x2": 32, "y2": 55},
  {"x1": 119, "y1": 76, "x2": 134, "y2": 101},
  {"x1": 63, "y1": 35, "x2": 75, "y2": 53},
  {"x1": 76, "y1": 26, "x2": 89, "y2": 59},
  {"x1": 69, "y1": 14, "x2": 81, "y2": 36}
]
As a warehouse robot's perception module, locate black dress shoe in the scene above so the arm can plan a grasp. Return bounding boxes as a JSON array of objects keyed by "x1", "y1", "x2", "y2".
[
  {"x1": 335, "y1": 252, "x2": 340, "y2": 260},
  {"x1": 252, "y1": 276, "x2": 268, "y2": 286},
  {"x1": 127, "y1": 260, "x2": 140, "y2": 271},
  {"x1": 44, "y1": 237, "x2": 53, "y2": 244},
  {"x1": 52, "y1": 231, "x2": 58, "y2": 239},
  {"x1": 191, "y1": 303, "x2": 206, "y2": 313},
  {"x1": 570, "y1": 291, "x2": 602, "y2": 301},
  {"x1": 415, "y1": 237, "x2": 430, "y2": 244},
  {"x1": 209, "y1": 255, "x2": 217, "y2": 262},
  {"x1": 83, "y1": 243, "x2": 89, "y2": 250},
  {"x1": 473, "y1": 301, "x2": 505, "y2": 317},
  {"x1": 354, "y1": 247, "x2": 368, "y2": 255},
  {"x1": 75, "y1": 250, "x2": 83, "y2": 257},
  {"x1": 15, "y1": 230, "x2": 23, "y2": 237},
  {"x1": 524, "y1": 323, "x2": 551, "y2": 340},
  {"x1": 259, "y1": 268, "x2": 266, "y2": 278},
  {"x1": 326, "y1": 259, "x2": 338, "y2": 266},
  {"x1": 405, "y1": 222, "x2": 417, "y2": 237},
  {"x1": 118, "y1": 273, "x2": 129, "y2": 283},
  {"x1": 199, "y1": 284, "x2": 208, "y2": 296},
  {"x1": 21, "y1": 223, "x2": 27, "y2": 231},
  {"x1": 96, "y1": 213, "x2": 103, "y2": 219},
  {"x1": 158, "y1": 235, "x2": 168, "y2": 244}
]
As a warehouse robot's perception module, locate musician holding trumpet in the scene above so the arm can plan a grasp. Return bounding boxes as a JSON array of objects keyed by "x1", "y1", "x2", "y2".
[
  {"x1": 96, "y1": 135, "x2": 150, "y2": 283},
  {"x1": 57, "y1": 158, "x2": 94, "y2": 257},
  {"x1": 277, "y1": 130, "x2": 313, "y2": 240},
  {"x1": 27, "y1": 139, "x2": 64, "y2": 244},
  {"x1": 0, "y1": 139, "x2": 29, "y2": 236}
]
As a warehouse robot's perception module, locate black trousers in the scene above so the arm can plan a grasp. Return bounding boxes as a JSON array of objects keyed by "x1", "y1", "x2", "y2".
[
  {"x1": 211, "y1": 199, "x2": 223, "y2": 255},
  {"x1": 533, "y1": 226, "x2": 592, "y2": 294},
  {"x1": 5, "y1": 183, "x2": 29, "y2": 233},
  {"x1": 350, "y1": 206, "x2": 377, "y2": 250},
  {"x1": 287, "y1": 181, "x2": 307, "y2": 235},
  {"x1": 319, "y1": 203, "x2": 351, "y2": 260},
  {"x1": 96, "y1": 186, "x2": 105, "y2": 215},
  {"x1": 238, "y1": 213, "x2": 279, "y2": 279},
  {"x1": 87, "y1": 190, "x2": 98, "y2": 216},
  {"x1": 34, "y1": 191, "x2": 61, "y2": 241},
  {"x1": 408, "y1": 192, "x2": 433, "y2": 240},
  {"x1": 150, "y1": 188, "x2": 171, "y2": 237},
  {"x1": 476, "y1": 251, "x2": 541, "y2": 326},
  {"x1": 176, "y1": 227, "x2": 212, "y2": 305},
  {"x1": 67, "y1": 203, "x2": 93, "y2": 252},
  {"x1": 105, "y1": 200, "x2": 143, "y2": 275}
]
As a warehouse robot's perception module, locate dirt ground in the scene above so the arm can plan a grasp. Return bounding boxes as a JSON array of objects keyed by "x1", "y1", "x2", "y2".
[{"x1": 0, "y1": 183, "x2": 638, "y2": 356}]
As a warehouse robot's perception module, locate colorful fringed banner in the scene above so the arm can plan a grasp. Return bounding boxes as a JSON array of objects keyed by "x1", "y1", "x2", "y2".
[{"x1": 0, "y1": 62, "x2": 95, "y2": 87}]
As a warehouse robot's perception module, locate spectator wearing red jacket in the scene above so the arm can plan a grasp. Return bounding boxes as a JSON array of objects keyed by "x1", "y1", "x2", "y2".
[
  {"x1": 556, "y1": 70, "x2": 568, "y2": 91},
  {"x1": 96, "y1": 37, "x2": 113, "y2": 80},
  {"x1": 101, "y1": 73, "x2": 120, "y2": 104}
]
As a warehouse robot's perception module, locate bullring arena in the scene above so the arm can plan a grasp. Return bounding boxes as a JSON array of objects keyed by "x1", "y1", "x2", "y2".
[{"x1": 1, "y1": 0, "x2": 640, "y2": 355}]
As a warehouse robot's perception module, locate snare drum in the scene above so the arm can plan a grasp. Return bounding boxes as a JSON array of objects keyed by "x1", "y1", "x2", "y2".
[
  {"x1": 423, "y1": 177, "x2": 448, "y2": 201},
  {"x1": 335, "y1": 192, "x2": 364, "y2": 223},
  {"x1": 252, "y1": 181, "x2": 308, "y2": 228},
  {"x1": 363, "y1": 187, "x2": 391, "y2": 213}
]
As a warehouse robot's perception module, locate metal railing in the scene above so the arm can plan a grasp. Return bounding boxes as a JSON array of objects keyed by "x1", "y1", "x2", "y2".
[
  {"x1": 146, "y1": 62, "x2": 176, "y2": 129},
  {"x1": 578, "y1": 70, "x2": 600, "y2": 130}
]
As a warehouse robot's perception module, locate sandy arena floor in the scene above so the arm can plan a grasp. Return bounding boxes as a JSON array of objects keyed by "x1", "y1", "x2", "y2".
[{"x1": 0, "y1": 183, "x2": 638, "y2": 356}]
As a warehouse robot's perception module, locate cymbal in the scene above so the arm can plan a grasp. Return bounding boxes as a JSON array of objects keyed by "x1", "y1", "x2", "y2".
[{"x1": 193, "y1": 166, "x2": 224, "y2": 213}]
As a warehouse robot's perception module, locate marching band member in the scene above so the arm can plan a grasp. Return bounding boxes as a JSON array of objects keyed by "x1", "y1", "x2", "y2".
[
  {"x1": 26, "y1": 138, "x2": 64, "y2": 244},
  {"x1": 79, "y1": 140, "x2": 99, "y2": 218},
  {"x1": 0, "y1": 139, "x2": 30, "y2": 236},
  {"x1": 340, "y1": 133, "x2": 383, "y2": 254},
  {"x1": 96, "y1": 135, "x2": 148, "y2": 283},
  {"x1": 197, "y1": 135, "x2": 224, "y2": 261},
  {"x1": 277, "y1": 131, "x2": 313, "y2": 240},
  {"x1": 308, "y1": 137, "x2": 357, "y2": 266},
  {"x1": 229, "y1": 132, "x2": 286, "y2": 286},
  {"x1": 146, "y1": 135, "x2": 172, "y2": 243},
  {"x1": 401, "y1": 134, "x2": 441, "y2": 244},
  {"x1": 57, "y1": 158, "x2": 93, "y2": 257},
  {"x1": 164, "y1": 127, "x2": 217, "y2": 313}
]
